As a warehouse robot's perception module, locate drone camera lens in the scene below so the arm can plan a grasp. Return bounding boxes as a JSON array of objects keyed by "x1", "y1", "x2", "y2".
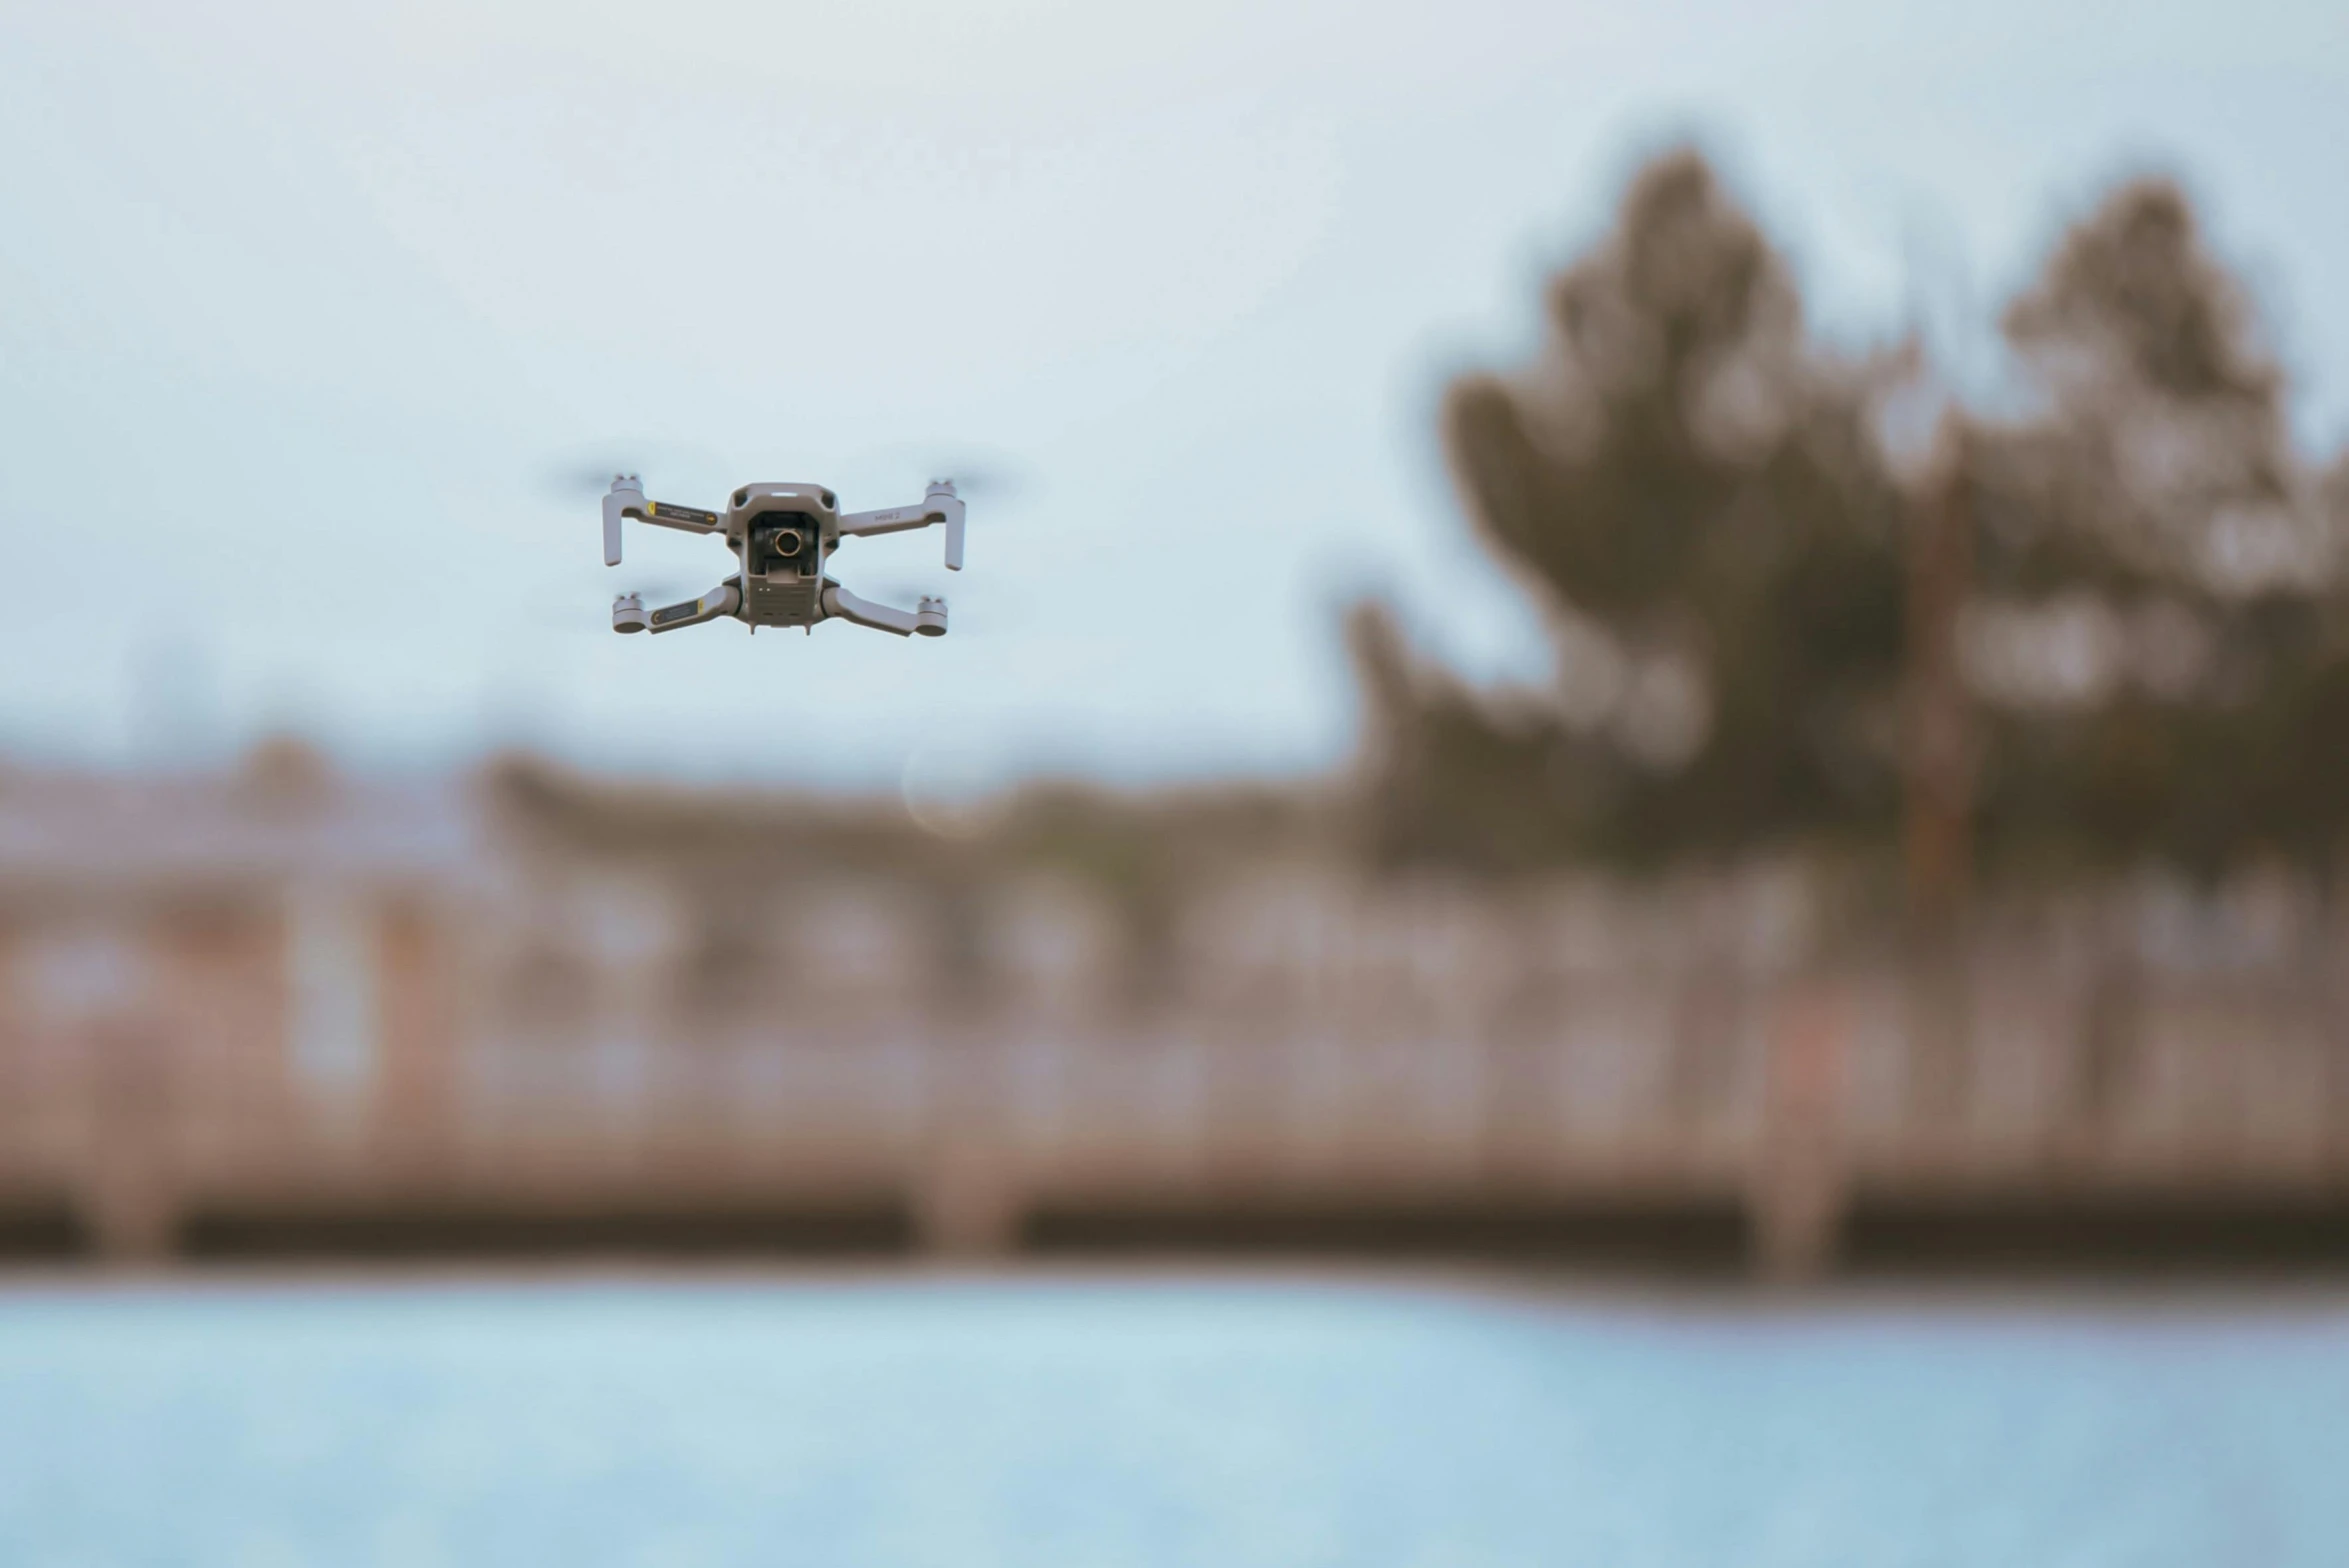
[{"x1": 769, "y1": 527, "x2": 803, "y2": 556}]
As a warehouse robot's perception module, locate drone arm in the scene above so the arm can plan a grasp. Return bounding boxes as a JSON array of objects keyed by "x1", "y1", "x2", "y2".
[
  {"x1": 820, "y1": 583, "x2": 916, "y2": 636},
  {"x1": 603, "y1": 477, "x2": 722, "y2": 566},
  {"x1": 821, "y1": 583, "x2": 947, "y2": 638},
  {"x1": 835, "y1": 506, "x2": 938, "y2": 538},
  {"x1": 836, "y1": 483, "x2": 965, "y2": 571},
  {"x1": 645, "y1": 581, "x2": 742, "y2": 634}
]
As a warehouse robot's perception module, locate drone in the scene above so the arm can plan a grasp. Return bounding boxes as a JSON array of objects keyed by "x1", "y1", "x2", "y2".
[{"x1": 601, "y1": 476, "x2": 964, "y2": 638}]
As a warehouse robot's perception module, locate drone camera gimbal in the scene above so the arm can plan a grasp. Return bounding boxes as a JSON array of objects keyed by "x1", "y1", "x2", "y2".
[{"x1": 601, "y1": 475, "x2": 965, "y2": 639}]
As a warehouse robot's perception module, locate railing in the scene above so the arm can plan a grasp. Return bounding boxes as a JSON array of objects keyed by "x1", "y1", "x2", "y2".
[
  {"x1": 4, "y1": 867, "x2": 2346, "y2": 1273},
  {"x1": 5, "y1": 987, "x2": 2345, "y2": 1271}
]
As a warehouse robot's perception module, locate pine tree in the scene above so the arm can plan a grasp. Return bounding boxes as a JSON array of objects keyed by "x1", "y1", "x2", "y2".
[
  {"x1": 1356, "y1": 149, "x2": 1907, "y2": 873},
  {"x1": 1971, "y1": 178, "x2": 2349, "y2": 877},
  {"x1": 1354, "y1": 159, "x2": 2349, "y2": 888}
]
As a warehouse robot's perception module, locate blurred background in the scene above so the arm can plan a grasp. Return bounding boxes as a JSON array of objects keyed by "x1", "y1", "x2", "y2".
[{"x1": 5, "y1": 0, "x2": 2349, "y2": 1563}]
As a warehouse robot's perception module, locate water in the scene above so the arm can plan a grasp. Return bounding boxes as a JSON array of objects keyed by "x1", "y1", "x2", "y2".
[{"x1": 0, "y1": 1274, "x2": 2343, "y2": 1567}]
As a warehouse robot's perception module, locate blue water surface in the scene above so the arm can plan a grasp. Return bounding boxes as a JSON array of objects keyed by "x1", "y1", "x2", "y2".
[{"x1": 0, "y1": 1273, "x2": 2342, "y2": 1567}]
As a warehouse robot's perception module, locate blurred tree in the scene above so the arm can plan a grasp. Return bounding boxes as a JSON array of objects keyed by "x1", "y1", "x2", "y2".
[
  {"x1": 1357, "y1": 158, "x2": 2349, "y2": 889},
  {"x1": 1970, "y1": 179, "x2": 2349, "y2": 878},
  {"x1": 1355, "y1": 149, "x2": 1908, "y2": 874}
]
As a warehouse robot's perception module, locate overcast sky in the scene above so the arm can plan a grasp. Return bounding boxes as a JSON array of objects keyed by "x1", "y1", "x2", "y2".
[{"x1": 4, "y1": 0, "x2": 2345, "y2": 795}]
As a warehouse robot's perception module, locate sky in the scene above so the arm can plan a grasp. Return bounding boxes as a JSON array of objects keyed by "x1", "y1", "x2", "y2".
[{"x1": 3, "y1": 0, "x2": 2346, "y2": 796}]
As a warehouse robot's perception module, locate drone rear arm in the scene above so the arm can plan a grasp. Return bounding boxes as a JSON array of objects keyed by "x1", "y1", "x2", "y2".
[{"x1": 603, "y1": 476, "x2": 722, "y2": 566}]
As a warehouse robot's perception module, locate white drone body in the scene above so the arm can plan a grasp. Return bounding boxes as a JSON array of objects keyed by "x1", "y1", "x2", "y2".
[{"x1": 602, "y1": 477, "x2": 964, "y2": 638}]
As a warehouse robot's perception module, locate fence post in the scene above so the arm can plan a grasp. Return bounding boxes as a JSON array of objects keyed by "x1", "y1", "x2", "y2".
[
  {"x1": 1752, "y1": 980, "x2": 1848, "y2": 1282},
  {"x1": 913, "y1": 1036, "x2": 1021, "y2": 1258}
]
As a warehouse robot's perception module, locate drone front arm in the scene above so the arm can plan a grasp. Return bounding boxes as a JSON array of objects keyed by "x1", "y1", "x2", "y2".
[
  {"x1": 821, "y1": 583, "x2": 947, "y2": 638},
  {"x1": 603, "y1": 476, "x2": 723, "y2": 567},
  {"x1": 836, "y1": 482, "x2": 966, "y2": 571}
]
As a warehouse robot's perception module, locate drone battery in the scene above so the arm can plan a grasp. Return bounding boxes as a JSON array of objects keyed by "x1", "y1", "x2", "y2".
[{"x1": 742, "y1": 576, "x2": 822, "y2": 626}]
